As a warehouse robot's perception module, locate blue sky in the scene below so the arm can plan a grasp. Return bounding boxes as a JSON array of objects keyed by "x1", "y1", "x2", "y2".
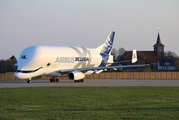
[{"x1": 0, "y1": 0, "x2": 179, "y2": 59}]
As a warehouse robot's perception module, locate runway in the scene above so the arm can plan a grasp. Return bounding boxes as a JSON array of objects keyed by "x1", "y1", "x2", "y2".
[{"x1": 0, "y1": 79, "x2": 179, "y2": 88}]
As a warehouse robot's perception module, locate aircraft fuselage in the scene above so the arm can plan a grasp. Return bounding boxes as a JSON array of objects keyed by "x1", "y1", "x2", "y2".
[{"x1": 14, "y1": 46, "x2": 103, "y2": 79}]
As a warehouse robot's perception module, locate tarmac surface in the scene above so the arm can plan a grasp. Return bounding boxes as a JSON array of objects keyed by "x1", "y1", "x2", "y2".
[{"x1": 0, "y1": 79, "x2": 179, "y2": 88}]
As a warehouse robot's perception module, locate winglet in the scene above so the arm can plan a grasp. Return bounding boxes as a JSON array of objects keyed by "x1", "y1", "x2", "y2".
[{"x1": 132, "y1": 49, "x2": 137, "y2": 63}]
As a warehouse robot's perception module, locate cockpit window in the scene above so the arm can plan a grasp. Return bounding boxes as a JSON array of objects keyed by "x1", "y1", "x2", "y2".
[{"x1": 17, "y1": 67, "x2": 43, "y2": 73}]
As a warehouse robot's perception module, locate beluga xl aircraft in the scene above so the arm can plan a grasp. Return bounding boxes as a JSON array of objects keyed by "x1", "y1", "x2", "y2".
[{"x1": 14, "y1": 31, "x2": 149, "y2": 83}]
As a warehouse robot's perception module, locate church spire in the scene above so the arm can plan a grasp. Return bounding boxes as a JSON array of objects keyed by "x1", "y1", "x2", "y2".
[
  {"x1": 153, "y1": 30, "x2": 164, "y2": 47},
  {"x1": 153, "y1": 29, "x2": 164, "y2": 59}
]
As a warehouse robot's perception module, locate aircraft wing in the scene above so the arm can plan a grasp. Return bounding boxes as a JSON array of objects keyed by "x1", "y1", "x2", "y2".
[
  {"x1": 58, "y1": 63, "x2": 150, "y2": 73},
  {"x1": 105, "y1": 60, "x2": 132, "y2": 65}
]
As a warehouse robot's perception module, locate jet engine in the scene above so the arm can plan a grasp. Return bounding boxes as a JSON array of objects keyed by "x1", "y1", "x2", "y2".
[{"x1": 68, "y1": 71, "x2": 85, "y2": 80}]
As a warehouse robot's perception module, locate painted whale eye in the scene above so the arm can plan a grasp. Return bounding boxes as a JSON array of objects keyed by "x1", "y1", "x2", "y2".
[{"x1": 47, "y1": 62, "x2": 51, "y2": 67}]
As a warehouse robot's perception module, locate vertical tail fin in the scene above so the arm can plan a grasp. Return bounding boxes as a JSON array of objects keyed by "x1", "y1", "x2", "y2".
[{"x1": 96, "y1": 31, "x2": 115, "y2": 54}]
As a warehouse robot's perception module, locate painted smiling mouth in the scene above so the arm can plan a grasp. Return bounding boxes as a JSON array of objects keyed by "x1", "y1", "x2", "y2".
[{"x1": 16, "y1": 67, "x2": 43, "y2": 73}]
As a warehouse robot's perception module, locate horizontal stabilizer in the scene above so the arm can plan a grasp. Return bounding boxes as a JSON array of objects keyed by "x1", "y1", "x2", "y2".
[{"x1": 95, "y1": 70, "x2": 103, "y2": 74}]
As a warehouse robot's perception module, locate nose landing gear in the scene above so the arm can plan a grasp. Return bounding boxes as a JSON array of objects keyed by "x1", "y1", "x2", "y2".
[{"x1": 27, "y1": 78, "x2": 32, "y2": 83}]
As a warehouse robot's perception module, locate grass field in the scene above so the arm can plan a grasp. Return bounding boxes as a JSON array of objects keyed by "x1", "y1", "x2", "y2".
[{"x1": 0, "y1": 87, "x2": 179, "y2": 120}]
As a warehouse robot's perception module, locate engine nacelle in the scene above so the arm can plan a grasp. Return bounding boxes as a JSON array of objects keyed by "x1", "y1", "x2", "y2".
[{"x1": 68, "y1": 71, "x2": 85, "y2": 80}]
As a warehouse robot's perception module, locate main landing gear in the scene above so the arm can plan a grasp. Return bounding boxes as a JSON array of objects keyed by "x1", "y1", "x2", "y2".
[
  {"x1": 74, "y1": 79, "x2": 84, "y2": 83},
  {"x1": 50, "y1": 77, "x2": 59, "y2": 82}
]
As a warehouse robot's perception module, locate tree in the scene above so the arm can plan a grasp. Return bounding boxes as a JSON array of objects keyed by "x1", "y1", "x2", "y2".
[
  {"x1": 0, "y1": 55, "x2": 17, "y2": 73},
  {"x1": 135, "y1": 53, "x2": 147, "y2": 64},
  {"x1": 118, "y1": 48, "x2": 126, "y2": 56},
  {"x1": 116, "y1": 48, "x2": 126, "y2": 61},
  {"x1": 0, "y1": 60, "x2": 6, "y2": 73},
  {"x1": 175, "y1": 60, "x2": 179, "y2": 70},
  {"x1": 164, "y1": 51, "x2": 178, "y2": 60},
  {"x1": 111, "y1": 47, "x2": 126, "y2": 62},
  {"x1": 111, "y1": 48, "x2": 118, "y2": 60},
  {"x1": 6, "y1": 55, "x2": 17, "y2": 72},
  {"x1": 164, "y1": 51, "x2": 179, "y2": 70},
  {"x1": 10, "y1": 55, "x2": 16, "y2": 60}
]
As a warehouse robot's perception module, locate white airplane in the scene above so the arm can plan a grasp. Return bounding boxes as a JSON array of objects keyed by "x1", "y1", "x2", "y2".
[{"x1": 14, "y1": 31, "x2": 148, "y2": 83}]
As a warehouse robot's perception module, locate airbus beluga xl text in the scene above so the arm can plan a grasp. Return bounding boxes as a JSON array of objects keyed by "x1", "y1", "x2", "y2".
[{"x1": 14, "y1": 31, "x2": 149, "y2": 83}]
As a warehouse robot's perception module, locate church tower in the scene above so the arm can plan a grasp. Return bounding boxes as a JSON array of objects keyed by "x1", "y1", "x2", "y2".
[{"x1": 153, "y1": 31, "x2": 164, "y2": 59}]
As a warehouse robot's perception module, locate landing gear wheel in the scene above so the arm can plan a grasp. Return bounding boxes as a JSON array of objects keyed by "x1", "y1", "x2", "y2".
[
  {"x1": 80, "y1": 79, "x2": 84, "y2": 83},
  {"x1": 74, "y1": 80, "x2": 77, "y2": 83},
  {"x1": 50, "y1": 77, "x2": 59, "y2": 83},
  {"x1": 56, "y1": 78, "x2": 59, "y2": 82},
  {"x1": 27, "y1": 79, "x2": 31, "y2": 83}
]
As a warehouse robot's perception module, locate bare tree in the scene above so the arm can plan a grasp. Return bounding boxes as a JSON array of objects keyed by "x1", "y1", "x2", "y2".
[
  {"x1": 118, "y1": 48, "x2": 126, "y2": 56},
  {"x1": 116, "y1": 48, "x2": 126, "y2": 61},
  {"x1": 111, "y1": 48, "x2": 118, "y2": 60}
]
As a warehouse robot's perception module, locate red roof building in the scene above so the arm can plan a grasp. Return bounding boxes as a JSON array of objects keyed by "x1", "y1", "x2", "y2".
[
  {"x1": 125, "y1": 51, "x2": 158, "y2": 64},
  {"x1": 125, "y1": 32, "x2": 164, "y2": 69}
]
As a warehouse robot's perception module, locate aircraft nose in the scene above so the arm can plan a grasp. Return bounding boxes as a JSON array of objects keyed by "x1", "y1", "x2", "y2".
[
  {"x1": 14, "y1": 72, "x2": 20, "y2": 79},
  {"x1": 14, "y1": 71, "x2": 32, "y2": 80},
  {"x1": 14, "y1": 72, "x2": 24, "y2": 79}
]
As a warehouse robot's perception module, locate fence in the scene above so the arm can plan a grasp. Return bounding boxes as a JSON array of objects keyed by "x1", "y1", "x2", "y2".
[{"x1": 0, "y1": 72, "x2": 179, "y2": 81}]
